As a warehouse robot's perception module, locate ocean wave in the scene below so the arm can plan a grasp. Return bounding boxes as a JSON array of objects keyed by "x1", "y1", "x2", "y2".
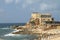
[
  {"x1": 4, "y1": 33, "x2": 29, "y2": 37},
  {"x1": 4, "y1": 30, "x2": 21, "y2": 37},
  {"x1": 4, "y1": 33, "x2": 20, "y2": 37},
  {"x1": 0, "y1": 28, "x2": 10, "y2": 30},
  {"x1": 4, "y1": 30, "x2": 30, "y2": 37}
]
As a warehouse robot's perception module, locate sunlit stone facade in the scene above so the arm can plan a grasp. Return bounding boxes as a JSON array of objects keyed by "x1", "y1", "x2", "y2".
[{"x1": 29, "y1": 12, "x2": 60, "y2": 30}]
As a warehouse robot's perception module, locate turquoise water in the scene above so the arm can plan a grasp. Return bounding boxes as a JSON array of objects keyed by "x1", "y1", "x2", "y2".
[{"x1": 0, "y1": 23, "x2": 38, "y2": 40}]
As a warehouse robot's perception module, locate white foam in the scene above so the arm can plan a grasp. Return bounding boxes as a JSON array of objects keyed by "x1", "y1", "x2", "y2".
[
  {"x1": 4, "y1": 29, "x2": 21, "y2": 37},
  {"x1": 0, "y1": 28, "x2": 10, "y2": 30},
  {"x1": 4, "y1": 33, "x2": 20, "y2": 37},
  {"x1": 12, "y1": 30, "x2": 20, "y2": 32}
]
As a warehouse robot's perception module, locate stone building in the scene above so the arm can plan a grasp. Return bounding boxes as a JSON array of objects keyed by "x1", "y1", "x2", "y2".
[{"x1": 29, "y1": 12, "x2": 60, "y2": 30}]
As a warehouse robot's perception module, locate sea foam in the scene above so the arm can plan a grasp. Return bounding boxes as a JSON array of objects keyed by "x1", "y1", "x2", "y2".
[
  {"x1": 4, "y1": 30, "x2": 20, "y2": 37},
  {"x1": 0, "y1": 28, "x2": 10, "y2": 30},
  {"x1": 4, "y1": 33, "x2": 20, "y2": 37}
]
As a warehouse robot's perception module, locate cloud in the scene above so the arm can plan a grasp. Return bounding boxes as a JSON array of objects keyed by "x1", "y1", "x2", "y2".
[
  {"x1": 26, "y1": 0, "x2": 33, "y2": 4},
  {"x1": 26, "y1": 0, "x2": 40, "y2": 4},
  {"x1": 40, "y1": 3, "x2": 48, "y2": 10},
  {"x1": 22, "y1": 4, "x2": 27, "y2": 8},
  {"x1": 0, "y1": 8, "x2": 4, "y2": 12},
  {"x1": 39, "y1": 3, "x2": 57, "y2": 11},
  {"x1": 5, "y1": 0, "x2": 20, "y2": 4},
  {"x1": 5, "y1": 0, "x2": 13, "y2": 4},
  {"x1": 22, "y1": 0, "x2": 40, "y2": 8},
  {"x1": 15, "y1": 0, "x2": 20, "y2": 4},
  {"x1": 31, "y1": 8, "x2": 36, "y2": 11}
]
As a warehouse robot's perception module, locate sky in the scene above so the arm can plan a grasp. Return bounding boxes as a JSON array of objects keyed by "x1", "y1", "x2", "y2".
[{"x1": 0, "y1": 0, "x2": 60, "y2": 23}]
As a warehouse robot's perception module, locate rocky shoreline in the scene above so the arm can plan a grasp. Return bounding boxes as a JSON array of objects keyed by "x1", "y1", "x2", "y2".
[{"x1": 11, "y1": 28, "x2": 60, "y2": 40}]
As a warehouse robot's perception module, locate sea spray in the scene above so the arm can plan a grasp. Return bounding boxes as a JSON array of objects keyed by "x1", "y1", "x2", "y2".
[
  {"x1": 4, "y1": 33, "x2": 20, "y2": 37},
  {"x1": 0, "y1": 28, "x2": 10, "y2": 30}
]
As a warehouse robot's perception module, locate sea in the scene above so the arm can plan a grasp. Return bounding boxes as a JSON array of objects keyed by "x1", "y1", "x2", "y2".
[{"x1": 0, "y1": 23, "x2": 38, "y2": 40}]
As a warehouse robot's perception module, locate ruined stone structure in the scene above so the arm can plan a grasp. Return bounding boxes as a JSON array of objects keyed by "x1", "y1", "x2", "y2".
[{"x1": 29, "y1": 12, "x2": 60, "y2": 30}]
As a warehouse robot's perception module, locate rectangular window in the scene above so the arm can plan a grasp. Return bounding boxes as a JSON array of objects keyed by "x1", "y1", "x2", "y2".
[{"x1": 41, "y1": 15, "x2": 51, "y2": 18}]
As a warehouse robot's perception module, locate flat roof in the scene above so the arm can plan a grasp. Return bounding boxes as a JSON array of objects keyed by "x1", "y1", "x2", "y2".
[{"x1": 32, "y1": 12, "x2": 51, "y2": 15}]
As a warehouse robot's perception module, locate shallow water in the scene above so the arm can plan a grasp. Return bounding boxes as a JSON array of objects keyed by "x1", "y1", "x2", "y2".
[{"x1": 0, "y1": 23, "x2": 38, "y2": 40}]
